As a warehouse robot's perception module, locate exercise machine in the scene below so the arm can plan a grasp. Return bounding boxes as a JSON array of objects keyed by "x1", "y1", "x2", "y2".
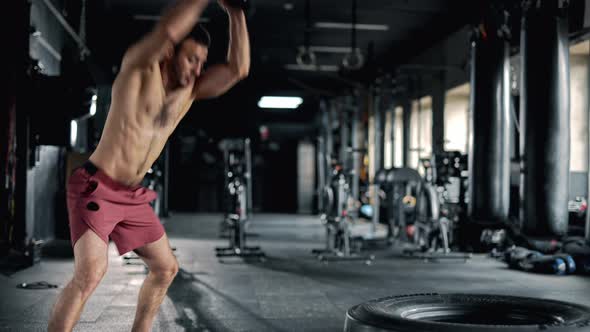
[
  {"x1": 387, "y1": 167, "x2": 470, "y2": 261},
  {"x1": 215, "y1": 138, "x2": 264, "y2": 260},
  {"x1": 313, "y1": 164, "x2": 374, "y2": 264},
  {"x1": 313, "y1": 99, "x2": 374, "y2": 263}
]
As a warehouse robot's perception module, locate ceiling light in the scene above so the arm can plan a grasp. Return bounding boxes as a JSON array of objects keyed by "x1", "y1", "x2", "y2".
[
  {"x1": 284, "y1": 3, "x2": 294, "y2": 10},
  {"x1": 258, "y1": 96, "x2": 303, "y2": 109},
  {"x1": 314, "y1": 22, "x2": 389, "y2": 31},
  {"x1": 70, "y1": 120, "x2": 78, "y2": 147}
]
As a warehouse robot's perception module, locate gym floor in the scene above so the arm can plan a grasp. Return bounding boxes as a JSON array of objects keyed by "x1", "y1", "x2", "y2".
[{"x1": 0, "y1": 214, "x2": 589, "y2": 332}]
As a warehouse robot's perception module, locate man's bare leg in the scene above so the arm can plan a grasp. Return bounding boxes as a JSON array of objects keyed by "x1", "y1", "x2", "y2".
[
  {"x1": 47, "y1": 230, "x2": 109, "y2": 332},
  {"x1": 130, "y1": 233, "x2": 178, "y2": 332}
]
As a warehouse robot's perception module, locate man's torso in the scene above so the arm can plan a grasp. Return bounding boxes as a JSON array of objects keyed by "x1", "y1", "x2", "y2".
[{"x1": 90, "y1": 63, "x2": 193, "y2": 186}]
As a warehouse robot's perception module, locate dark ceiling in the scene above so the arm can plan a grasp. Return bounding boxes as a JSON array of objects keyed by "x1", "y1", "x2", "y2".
[
  {"x1": 83, "y1": 0, "x2": 485, "y2": 138},
  {"x1": 90, "y1": 0, "x2": 481, "y2": 90}
]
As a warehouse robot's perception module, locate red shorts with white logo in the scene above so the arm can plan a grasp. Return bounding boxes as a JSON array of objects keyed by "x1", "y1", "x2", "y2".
[{"x1": 66, "y1": 161, "x2": 164, "y2": 256}]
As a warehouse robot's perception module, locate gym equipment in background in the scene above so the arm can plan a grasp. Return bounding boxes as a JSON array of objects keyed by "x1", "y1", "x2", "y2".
[
  {"x1": 569, "y1": 196, "x2": 587, "y2": 237},
  {"x1": 500, "y1": 246, "x2": 572, "y2": 275},
  {"x1": 386, "y1": 167, "x2": 470, "y2": 262},
  {"x1": 369, "y1": 168, "x2": 401, "y2": 242},
  {"x1": 367, "y1": 168, "x2": 390, "y2": 242},
  {"x1": 313, "y1": 99, "x2": 373, "y2": 264},
  {"x1": 341, "y1": 0, "x2": 364, "y2": 70},
  {"x1": 313, "y1": 165, "x2": 374, "y2": 264},
  {"x1": 420, "y1": 152, "x2": 472, "y2": 251},
  {"x1": 215, "y1": 138, "x2": 264, "y2": 260},
  {"x1": 144, "y1": 166, "x2": 163, "y2": 217},
  {"x1": 563, "y1": 237, "x2": 590, "y2": 274}
]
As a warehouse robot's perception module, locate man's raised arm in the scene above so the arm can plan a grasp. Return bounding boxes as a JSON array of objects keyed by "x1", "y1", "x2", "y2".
[
  {"x1": 192, "y1": 1, "x2": 250, "y2": 100},
  {"x1": 122, "y1": 0, "x2": 210, "y2": 70}
]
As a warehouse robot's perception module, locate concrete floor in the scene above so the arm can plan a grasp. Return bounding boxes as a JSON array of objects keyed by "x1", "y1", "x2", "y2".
[{"x1": 0, "y1": 213, "x2": 589, "y2": 331}]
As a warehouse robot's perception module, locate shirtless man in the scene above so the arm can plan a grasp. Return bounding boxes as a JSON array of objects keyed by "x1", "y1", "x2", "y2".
[{"x1": 48, "y1": 0, "x2": 249, "y2": 330}]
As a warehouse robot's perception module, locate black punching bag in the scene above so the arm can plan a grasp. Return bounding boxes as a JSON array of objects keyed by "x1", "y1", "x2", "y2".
[
  {"x1": 468, "y1": 6, "x2": 512, "y2": 224},
  {"x1": 520, "y1": 0, "x2": 570, "y2": 237}
]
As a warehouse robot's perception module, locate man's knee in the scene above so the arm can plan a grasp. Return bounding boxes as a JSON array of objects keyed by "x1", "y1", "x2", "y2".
[
  {"x1": 73, "y1": 264, "x2": 107, "y2": 297},
  {"x1": 151, "y1": 261, "x2": 178, "y2": 284}
]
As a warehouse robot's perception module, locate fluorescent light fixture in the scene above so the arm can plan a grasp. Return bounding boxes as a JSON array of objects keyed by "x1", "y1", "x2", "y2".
[
  {"x1": 133, "y1": 15, "x2": 209, "y2": 23},
  {"x1": 258, "y1": 96, "x2": 303, "y2": 109},
  {"x1": 284, "y1": 64, "x2": 339, "y2": 72},
  {"x1": 70, "y1": 120, "x2": 78, "y2": 147},
  {"x1": 90, "y1": 94, "x2": 97, "y2": 116},
  {"x1": 314, "y1": 22, "x2": 389, "y2": 31}
]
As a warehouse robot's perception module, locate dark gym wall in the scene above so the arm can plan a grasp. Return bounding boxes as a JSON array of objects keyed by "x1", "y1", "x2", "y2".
[
  {"x1": 93, "y1": 85, "x2": 112, "y2": 143},
  {"x1": 2, "y1": 0, "x2": 28, "y2": 253},
  {"x1": 26, "y1": 1, "x2": 70, "y2": 244},
  {"x1": 168, "y1": 133, "x2": 220, "y2": 212},
  {"x1": 167, "y1": 133, "x2": 300, "y2": 214},
  {"x1": 26, "y1": 147, "x2": 63, "y2": 243},
  {"x1": 257, "y1": 140, "x2": 298, "y2": 213}
]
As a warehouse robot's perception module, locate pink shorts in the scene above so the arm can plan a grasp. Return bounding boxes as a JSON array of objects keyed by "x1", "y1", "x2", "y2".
[{"x1": 67, "y1": 161, "x2": 165, "y2": 256}]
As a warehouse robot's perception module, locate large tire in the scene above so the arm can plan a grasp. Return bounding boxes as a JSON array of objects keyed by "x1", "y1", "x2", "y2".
[{"x1": 344, "y1": 293, "x2": 590, "y2": 332}]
